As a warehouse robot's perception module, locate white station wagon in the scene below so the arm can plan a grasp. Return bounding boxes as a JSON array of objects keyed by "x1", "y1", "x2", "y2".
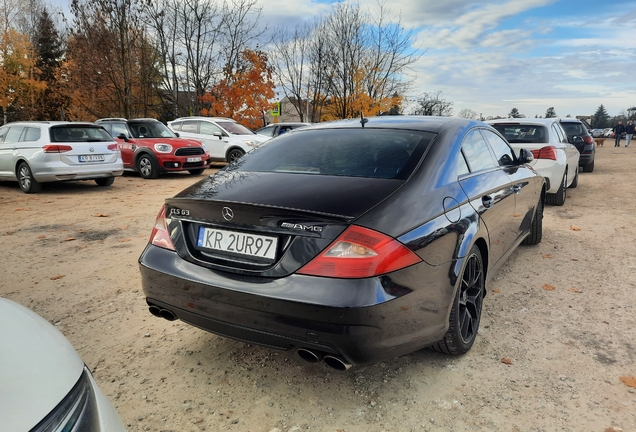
[{"x1": 0, "y1": 121, "x2": 124, "y2": 193}]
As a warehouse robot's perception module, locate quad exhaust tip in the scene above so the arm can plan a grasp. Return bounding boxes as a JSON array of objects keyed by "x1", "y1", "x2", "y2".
[{"x1": 147, "y1": 304, "x2": 177, "y2": 321}]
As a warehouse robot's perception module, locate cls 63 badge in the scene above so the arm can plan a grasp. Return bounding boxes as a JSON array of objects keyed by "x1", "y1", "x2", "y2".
[{"x1": 169, "y1": 208, "x2": 190, "y2": 217}]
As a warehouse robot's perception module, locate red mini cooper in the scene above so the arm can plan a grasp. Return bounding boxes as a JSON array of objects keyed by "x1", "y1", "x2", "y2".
[{"x1": 96, "y1": 118, "x2": 211, "y2": 179}]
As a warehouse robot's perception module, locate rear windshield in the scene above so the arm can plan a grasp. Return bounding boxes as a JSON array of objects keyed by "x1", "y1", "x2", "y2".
[
  {"x1": 128, "y1": 121, "x2": 176, "y2": 138},
  {"x1": 216, "y1": 121, "x2": 254, "y2": 135},
  {"x1": 490, "y1": 124, "x2": 548, "y2": 144},
  {"x1": 50, "y1": 126, "x2": 113, "y2": 142},
  {"x1": 560, "y1": 122, "x2": 586, "y2": 137},
  {"x1": 234, "y1": 128, "x2": 433, "y2": 180}
]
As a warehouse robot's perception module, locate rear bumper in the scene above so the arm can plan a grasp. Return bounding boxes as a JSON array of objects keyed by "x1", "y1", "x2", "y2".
[
  {"x1": 578, "y1": 153, "x2": 594, "y2": 166},
  {"x1": 139, "y1": 244, "x2": 452, "y2": 365}
]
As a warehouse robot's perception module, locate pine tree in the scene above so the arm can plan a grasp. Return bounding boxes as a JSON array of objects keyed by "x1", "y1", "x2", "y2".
[
  {"x1": 591, "y1": 104, "x2": 609, "y2": 128},
  {"x1": 545, "y1": 107, "x2": 556, "y2": 118},
  {"x1": 33, "y1": 9, "x2": 70, "y2": 120},
  {"x1": 509, "y1": 108, "x2": 522, "y2": 118}
]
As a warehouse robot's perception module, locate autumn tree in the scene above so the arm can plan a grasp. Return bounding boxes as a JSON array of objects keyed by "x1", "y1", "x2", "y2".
[
  {"x1": 200, "y1": 49, "x2": 274, "y2": 129},
  {"x1": 0, "y1": 28, "x2": 44, "y2": 123}
]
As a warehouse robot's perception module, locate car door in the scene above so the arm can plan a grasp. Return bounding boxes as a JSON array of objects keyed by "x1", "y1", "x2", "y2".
[
  {"x1": 458, "y1": 128, "x2": 517, "y2": 267},
  {"x1": 553, "y1": 123, "x2": 580, "y2": 179},
  {"x1": 198, "y1": 121, "x2": 228, "y2": 159},
  {"x1": 109, "y1": 122, "x2": 134, "y2": 167},
  {"x1": 0, "y1": 126, "x2": 12, "y2": 178},
  {"x1": 481, "y1": 128, "x2": 538, "y2": 244}
]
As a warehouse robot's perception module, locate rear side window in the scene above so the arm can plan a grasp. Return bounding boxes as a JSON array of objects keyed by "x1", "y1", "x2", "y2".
[
  {"x1": 50, "y1": 126, "x2": 113, "y2": 142},
  {"x1": 170, "y1": 122, "x2": 182, "y2": 131},
  {"x1": 181, "y1": 121, "x2": 198, "y2": 133},
  {"x1": 560, "y1": 122, "x2": 585, "y2": 137},
  {"x1": 5, "y1": 126, "x2": 25, "y2": 143},
  {"x1": 22, "y1": 127, "x2": 41, "y2": 142},
  {"x1": 216, "y1": 121, "x2": 254, "y2": 135},
  {"x1": 110, "y1": 123, "x2": 128, "y2": 137},
  {"x1": 235, "y1": 129, "x2": 433, "y2": 180},
  {"x1": 461, "y1": 129, "x2": 497, "y2": 172}
]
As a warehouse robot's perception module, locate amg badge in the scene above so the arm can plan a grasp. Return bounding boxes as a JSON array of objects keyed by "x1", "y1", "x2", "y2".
[{"x1": 281, "y1": 222, "x2": 323, "y2": 232}]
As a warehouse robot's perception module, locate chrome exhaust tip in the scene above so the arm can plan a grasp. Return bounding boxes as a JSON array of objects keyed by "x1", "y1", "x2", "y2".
[
  {"x1": 323, "y1": 355, "x2": 352, "y2": 371},
  {"x1": 159, "y1": 308, "x2": 177, "y2": 321},
  {"x1": 297, "y1": 348, "x2": 324, "y2": 363}
]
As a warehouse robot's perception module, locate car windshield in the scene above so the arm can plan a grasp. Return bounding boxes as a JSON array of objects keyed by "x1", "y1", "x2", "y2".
[
  {"x1": 128, "y1": 122, "x2": 176, "y2": 138},
  {"x1": 561, "y1": 122, "x2": 586, "y2": 137},
  {"x1": 216, "y1": 121, "x2": 254, "y2": 135},
  {"x1": 50, "y1": 126, "x2": 113, "y2": 142},
  {"x1": 233, "y1": 128, "x2": 433, "y2": 180},
  {"x1": 491, "y1": 124, "x2": 548, "y2": 144}
]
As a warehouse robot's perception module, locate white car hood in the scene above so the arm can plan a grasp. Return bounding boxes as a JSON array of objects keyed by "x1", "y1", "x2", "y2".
[{"x1": 0, "y1": 298, "x2": 84, "y2": 431}]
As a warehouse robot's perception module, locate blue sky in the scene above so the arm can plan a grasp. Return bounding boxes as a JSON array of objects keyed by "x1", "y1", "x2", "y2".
[{"x1": 257, "y1": 0, "x2": 636, "y2": 118}]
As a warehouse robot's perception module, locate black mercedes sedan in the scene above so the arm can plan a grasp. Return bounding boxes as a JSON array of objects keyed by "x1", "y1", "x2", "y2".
[{"x1": 139, "y1": 116, "x2": 545, "y2": 370}]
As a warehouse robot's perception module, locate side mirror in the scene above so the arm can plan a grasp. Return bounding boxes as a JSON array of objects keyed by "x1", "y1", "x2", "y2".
[
  {"x1": 518, "y1": 148, "x2": 534, "y2": 164},
  {"x1": 174, "y1": 132, "x2": 180, "y2": 137},
  {"x1": 117, "y1": 133, "x2": 129, "y2": 142}
]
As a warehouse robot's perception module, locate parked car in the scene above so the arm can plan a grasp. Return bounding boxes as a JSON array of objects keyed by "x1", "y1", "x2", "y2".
[
  {"x1": 96, "y1": 118, "x2": 211, "y2": 179},
  {"x1": 488, "y1": 118, "x2": 579, "y2": 206},
  {"x1": 255, "y1": 122, "x2": 311, "y2": 138},
  {"x1": 167, "y1": 117, "x2": 268, "y2": 164},
  {"x1": 139, "y1": 116, "x2": 545, "y2": 369},
  {"x1": 0, "y1": 298, "x2": 126, "y2": 431},
  {"x1": 591, "y1": 128, "x2": 605, "y2": 138},
  {"x1": 0, "y1": 121, "x2": 123, "y2": 193},
  {"x1": 603, "y1": 128, "x2": 613, "y2": 138},
  {"x1": 558, "y1": 118, "x2": 596, "y2": 172}
]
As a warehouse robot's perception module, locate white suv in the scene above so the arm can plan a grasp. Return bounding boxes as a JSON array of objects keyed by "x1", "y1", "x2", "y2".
[
  {"x1": 168, "y1": 117, "x2": 268, "y2": 163},
  {"x1": 0, "y1": 122, "x2": 123, "y2": 193}
]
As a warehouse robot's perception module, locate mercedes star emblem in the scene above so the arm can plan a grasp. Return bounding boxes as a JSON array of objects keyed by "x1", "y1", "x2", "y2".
[
  {"x1": 222, "y1": 207, "x2": 234, "y2": 221},
  {"x1": 89, "y1": 147, "x2": 95, "y2": 152}
]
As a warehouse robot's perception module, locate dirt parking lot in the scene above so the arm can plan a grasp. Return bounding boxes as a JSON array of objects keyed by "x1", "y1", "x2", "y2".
[{"x1": 1, "y1": 148, "x2": 636, "y2": 432}]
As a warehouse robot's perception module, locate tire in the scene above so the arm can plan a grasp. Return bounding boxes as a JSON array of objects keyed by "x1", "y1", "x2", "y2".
[
  {"x1": 226, "y1": 148, "x2": 245, "y2": 164},
  {"x1": 17, "y1": 162, "x2": 42, "y2": 193},
  {"x1": 583, "y1": 159, "x2": 594, "y2": 173},
  {"x1": 522, "y1": 197, "x2": 543, "y2": 245},
  {"x1": 137, "y1": 154, "x2": 159, "y2": 179},
  {"x1": 545, "y1": 170, "x2": 566, "y2": 206},
  {"x1": 188, "y1": 169, "x2": 205, "y2": 175},
  {"x1": 95, "y1": 177, "x2": 115, "y2": 187},
  {"x1": 569, "y1": 167, "x2": 578, "y2": 188},
  {"x1": 431, "y1": 245, "x2": 485, "y2": 355}
]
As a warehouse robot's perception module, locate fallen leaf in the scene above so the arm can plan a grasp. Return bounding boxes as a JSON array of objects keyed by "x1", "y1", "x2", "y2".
[
  {"x1": 619, "y1": 376, "x2": 636, "y2": 388},
  {"x1": 603, "y1": 321, "x2": 609, "y2": 324},
  {"x1": 492, "y1": 289, "x2": 501, "y2": 293},
  {"x1": 64, "y1": 238, "x2": 76, "y2": 242},
  {"x1": 570, "y1": 226, "x2": 581, "y2": 231},
  {"x1": 50, "y1": 275, "x2": 65, "y2": 280},
  {"x1": 542, "y1": 283, "x2": 556, "y2": 291},
  {"x1": 568, "y1": 288, "x2": 580, "y2": 293},
  {"x1": 14, "y1": 207, "x2": 23, "y2": 211},
  {"x1": 400, "y1": 306, "x2": 409, "y2": 311},
  {"x1": 513, "y1": 213, "x2": 521, "y2": 217},
  {"x1": 37, "y1": 235, "x2": 46, "y2": 239},
  {"x1": 501, "y1": 357, "x2": 513, "y2": 365},
  {"x1": 541, "y1": 254, "x2": 554, "y2": 259},
  {"x1": 120, "y1": 225, "x2": 128, "y2": 231},
  {"x1": 119, "y1": 238, "x2": 131, "y2": 243},
  {"x1": 93, "y1": 213, "x2": 109, "y2": 217}
]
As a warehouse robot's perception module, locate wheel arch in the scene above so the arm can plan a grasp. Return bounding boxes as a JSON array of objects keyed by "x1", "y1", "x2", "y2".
[
  {"x1": 134, "y1": 149, "x2": 159, "y2": 168},
  {"x1": 225, "y1": 146, "x2": 246, "y2": 160}
]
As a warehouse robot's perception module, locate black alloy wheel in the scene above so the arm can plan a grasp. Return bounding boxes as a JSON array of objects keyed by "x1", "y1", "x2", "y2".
[
  {"x1": 137, "y1": 154, "x2": 159, "y2": 179},
  {"x1": 226, "y1": 148, "x2": 245, "y2": 164},
  {"x1": 18, "y1": 162, "x2": 42, "y2": 193},
  {"x1": 432, "y1": 245, "x2": 485, "y2": 355}
]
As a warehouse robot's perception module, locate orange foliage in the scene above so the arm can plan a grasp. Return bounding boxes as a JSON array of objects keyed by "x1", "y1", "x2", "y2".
[{"x1": 200, "y1": 49, "x2": 275, "y2": 129}]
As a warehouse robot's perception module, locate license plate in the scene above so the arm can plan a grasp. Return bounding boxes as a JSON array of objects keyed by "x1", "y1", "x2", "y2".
[
  {"x1": 79, "y1": 155, "x2": 105, "y2": 162},
  {"x1": 197, "y1": 227, "x2": 277, "y2": 260},
  {"x1": 187, "y1": 157, "x2": 202, "y2": 162}
]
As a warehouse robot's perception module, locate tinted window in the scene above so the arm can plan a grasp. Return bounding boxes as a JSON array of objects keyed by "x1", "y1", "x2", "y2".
[
  {"x1": 0, "y1": 126, "x2": 9, "y2": 143},
  {"x1": 256, "y1": 125, "x2": 275, "y2": 136},
  {"x1": 22, "y1": 127, "x2": 41, "y2": 142},
  {"x1": 5, "y1": 126, "x2": 25, "y2": 143},
  {"x1": 552, "y1": 124, "x2": 566, "y2": 143},
  {"x1": 235, "y1": 129, "x2": 433, "y2": 180},
  {"x1": 170, "y1": 122, "x2": 182, "y2": 131},
  {"x1": 490, "y1": 124, "x2": 548, "y2": 144},
  {"x1": 462, "y1": 129, "x2": 497, "y2": 172},
  {"x1": 481, "y1": 129, "x2": 516, "y2": 166},
  {"x1": 560, "y1": 122, "x2": 585, "y2": 137},
  {"x1": 199, "y1": 121, "x2": 222, "y2": 135},
  {"x1": 181, "y1": 121, "x2": 198, "y2": 133},
  {"x1": 216, "y1": 121, "x2": 254, "y2": 135},
  {"x1": 457, "y1": 152, "x2": 470, "y2": 176},
  {"x1": 50, "y1": 126, "x2": 113, "y2": 142}
]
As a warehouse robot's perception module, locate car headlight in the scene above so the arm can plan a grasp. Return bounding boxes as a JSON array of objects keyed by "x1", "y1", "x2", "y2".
[
  {"x1": 244, "y1": 140, "x2": 260, "y2": 147},
  {"x1": 154, "y1": 143, "x2": 173, "y2": 153},
  {"x1": 200, "y1": 143, "x2": 207, "y2": 151}
]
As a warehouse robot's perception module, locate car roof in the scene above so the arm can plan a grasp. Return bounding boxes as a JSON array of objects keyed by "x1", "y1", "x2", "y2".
[
  {"x1": 301, "y1": 116, "x2": 475, "y2": 134},
  {"x1": 557, "y1": 118, "x2": 583, "y2": 123},
  {"x1": 170, "y1": 117, "x2": 235, "y2": 123},
  {"x1": 96, "y1": 118, "x2": 161, "y2": 123},
  {"x1": 3, "y1": 121, "x2": 104, "y2": 127},
  {"x1": 486, "y1": 118, "x2": 559, "y2": 127}
]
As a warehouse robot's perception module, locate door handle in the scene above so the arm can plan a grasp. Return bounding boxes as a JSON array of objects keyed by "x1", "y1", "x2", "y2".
[
  {"x1": 512, "y1": 185, "x2": 521, "y2": 194},
  {"x1": 482, "y1": 196, "x2": 493, "y2": 208}
]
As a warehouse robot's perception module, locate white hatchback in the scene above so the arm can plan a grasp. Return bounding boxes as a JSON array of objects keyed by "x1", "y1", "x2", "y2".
[
  {"x1": 488, "y1": 118, "x2": 580, "y2": 206},
  {"x1": 168, "y1": 117, "x2": 268, "y2": 164},
  {"x1": 0, "y1": 122, "x2": 124, "y2": 193}
]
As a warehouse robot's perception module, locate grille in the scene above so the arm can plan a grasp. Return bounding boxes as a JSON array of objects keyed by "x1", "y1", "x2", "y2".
[{"x1": 175, "y1": 147, "x2": 205, "y2": 156}]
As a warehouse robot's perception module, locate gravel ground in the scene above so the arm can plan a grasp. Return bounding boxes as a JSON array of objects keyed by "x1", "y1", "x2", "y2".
[{"x1": 1, "y1": 147, "x2": 635, "y2": 432}]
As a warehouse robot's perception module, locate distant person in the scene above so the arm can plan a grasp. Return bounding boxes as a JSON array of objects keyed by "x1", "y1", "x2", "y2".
[
  {"x1": 613, "y1": 121, "x2": 625, "y2": 147},
  {"x1": 625, "y1": 120, "x2": 634, "y2": 147}
]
